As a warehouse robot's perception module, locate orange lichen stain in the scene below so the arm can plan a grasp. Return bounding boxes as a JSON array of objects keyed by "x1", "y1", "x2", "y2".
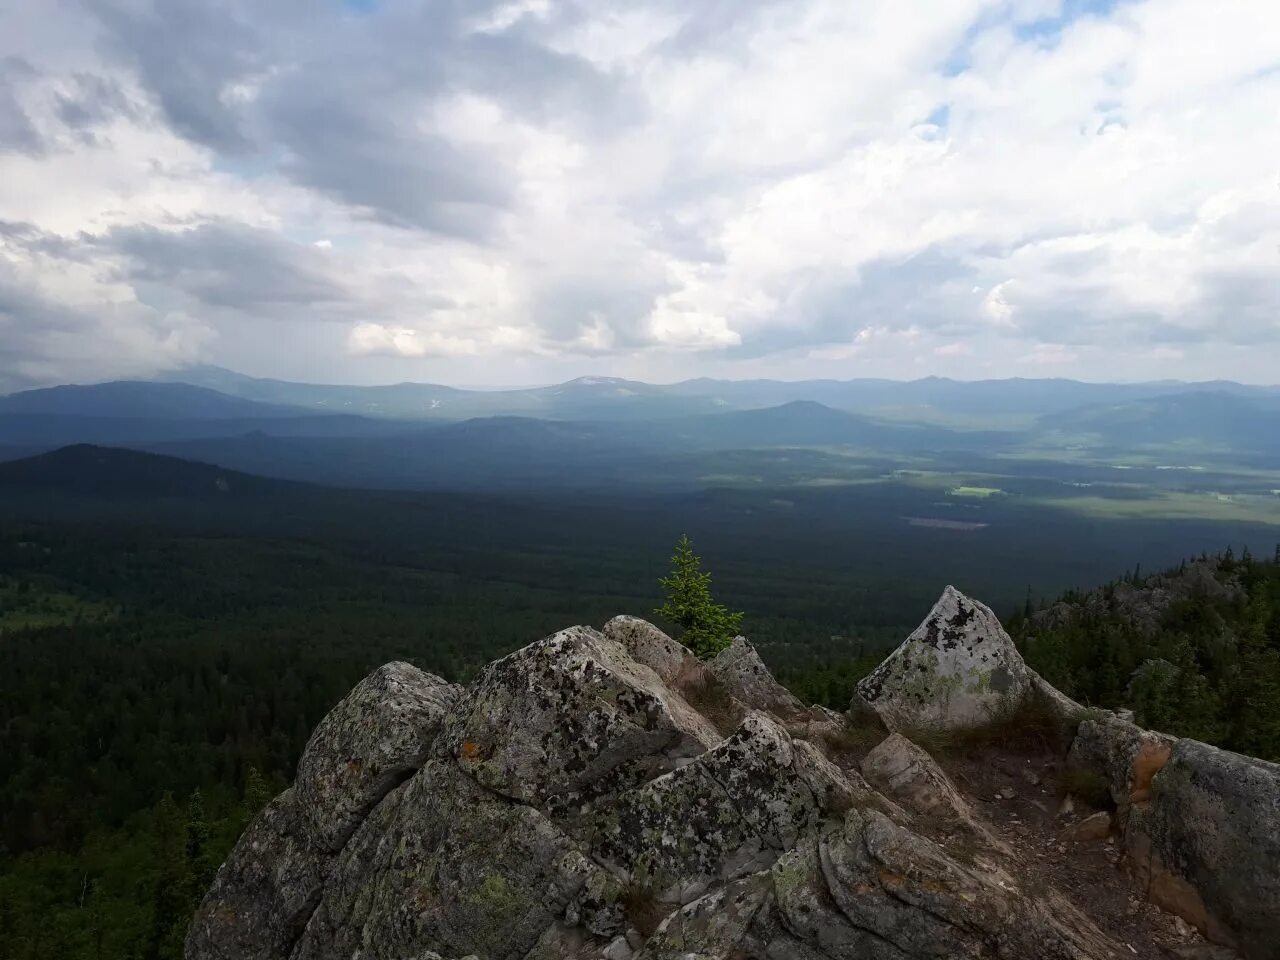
[
  {"x1": 1129, "y1": 741, "x2": 1172, "y2": 806},
  {"x1": 460, "y1": 740, "x2": 482, "y2": 760},
  {"x1": 878, "y1": 870, "x2": 906, "y2": 889}
]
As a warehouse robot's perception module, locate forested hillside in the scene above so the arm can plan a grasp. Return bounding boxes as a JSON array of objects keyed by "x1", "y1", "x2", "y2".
[
  {"x1": 1013, "y1": 548, "x2": 1280, "y2": 761},
  {"x1": 2, "y1": 448, "x2": 1277, "y2": 957}
]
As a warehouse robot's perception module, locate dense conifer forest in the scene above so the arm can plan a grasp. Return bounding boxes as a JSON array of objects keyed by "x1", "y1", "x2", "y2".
[
  {"x1": 1013, "y1": 548, "x2": 1280, "y2": 762},
  {"x1": 2, "y1": 468, "x2": 1277, "y2": 956}
]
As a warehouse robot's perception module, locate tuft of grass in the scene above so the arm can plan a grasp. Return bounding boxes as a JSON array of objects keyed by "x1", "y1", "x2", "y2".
[
  {"x1": 681, "y1": 672, "x2": 744, "y2": 736},
  {"x1": 819, "y1": 721, "x2": 887, "y2": 763},
  {"x1": 900, "y1": 692, "x2": 1076, "y2": 758},
  {"x1": 894, "y1": 722, "x2": 959, "y2": 757},
  {"x1": 620, "y1": 879, "x2": 672, "y2": 938}
]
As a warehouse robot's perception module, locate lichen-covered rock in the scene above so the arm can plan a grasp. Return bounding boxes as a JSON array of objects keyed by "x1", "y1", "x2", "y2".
[
  {"x1": 770, "y1": 808, "x2": 1119, "y2": 959},
  {"x1": 1125, "y1": 740, "x2": 1280, "y2": 960},
  {"x1": 852, "y1": 585, "x2": 1035, "y2": 731},
  {"x1": 294, "y1": 759, "x2": 621, "y2": 960},
  {"x1": 194, "y1": 604, "x2": 1279, "y2": 960},
  {"x1": 794, "y1": 703, "x2": 849, "y2": 742},
  {"x1": 185, "y1": 790, "x2": 324, "y2": 960},
  {"x1": 294, "y1": 661, "x2": 461, "y2": 852},
  {"x1": 706, "y1": 636, "x2": 806, "y2": 718},
  {"x1": 590, "y1": 714, "x2": 838, "y2": 901},
  {"x1": 635, "y1": 872, "x2": 774, "y2": 959},
  {"x1": 602, "y1": 616, "x2": 697, "y2": 686},
  {"x1": 439, "y1": 626, "x2": 720, "y2": 811}
]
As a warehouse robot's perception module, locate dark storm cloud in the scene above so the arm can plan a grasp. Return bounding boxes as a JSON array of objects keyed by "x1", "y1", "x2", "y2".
[
  {"x1": 103, "y1": 222, "x2": 350, "y2": 311},
  {"x1": 84, "y1": 0, "x2": 264, "y2": 151},
  {"x1": 81, "y1": 0, "x2": 634, "y2": 236},
  {"x1": 0, "y1": 57, "x2": 43, "y2": 154}
]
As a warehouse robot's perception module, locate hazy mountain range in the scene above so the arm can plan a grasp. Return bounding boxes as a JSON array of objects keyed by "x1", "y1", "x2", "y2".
[{"x1": 1, "y1": 368, "x2": 1277, "y2": 491}]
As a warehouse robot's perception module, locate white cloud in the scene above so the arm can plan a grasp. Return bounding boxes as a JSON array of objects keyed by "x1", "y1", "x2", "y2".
[
  {"x1": 982, "y1": 281, "x2": 1017, "y2": 328},
  {"x1": 1019, "y1": 343, "x2": 1078, "y2": 366},
  {"x1": 1, "y1": 0, "x2": 1278, "y2": 388}
]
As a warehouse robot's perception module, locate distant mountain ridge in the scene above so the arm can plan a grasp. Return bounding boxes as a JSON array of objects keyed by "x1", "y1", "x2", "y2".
[
  {"x1": 1, "y1": 371, "x2": 1277, "y2": 486},
  {"x1": 1038, "y1": 390, "x2": 1280, "y2": 453},
  {"x1": 156, "y1": 365, "x2": 1280, "y2": 422},
  {"x1": 0, "y1": 381, "x2": 310, "y2": 420}
]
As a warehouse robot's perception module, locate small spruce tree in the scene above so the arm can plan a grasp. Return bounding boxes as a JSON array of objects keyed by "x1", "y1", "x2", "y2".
[{"x1": 655, "y1": 534, "x2": 743, "y2": 658}]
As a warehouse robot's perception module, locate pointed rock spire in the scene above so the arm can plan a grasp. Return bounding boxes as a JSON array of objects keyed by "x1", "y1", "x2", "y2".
[{"x1": 853, "y1": 585, "x2": 1035, "y2": 732}]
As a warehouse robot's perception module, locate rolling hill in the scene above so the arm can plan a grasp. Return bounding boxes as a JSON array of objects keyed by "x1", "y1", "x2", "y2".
[
  {"x1": 0, "y1": 444, "x2": 309, "y2": 500},
  {"x1": 1037, "y1": 391, "x2": 1280, "y2": 454}
]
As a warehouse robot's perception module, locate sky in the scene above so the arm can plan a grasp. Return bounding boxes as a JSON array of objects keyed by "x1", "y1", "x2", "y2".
[{"x1": 0, "y1": 0, "x2": 1277, "y2": 391}]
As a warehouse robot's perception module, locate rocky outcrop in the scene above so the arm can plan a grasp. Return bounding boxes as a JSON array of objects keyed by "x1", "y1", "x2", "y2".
[
  {"x1": 1068, "y1": 717, "x2": 1280, "y2": 958},
  {"x1": 853, "y1": 585, "x2": 1039, "y2": 731},
  {"x1": 295, "y1": 662, "x2": 462, "y2": 852},
  {"x1": 1127, "y1": 742, "x2": 1280, "y2": 959},
  {"x1": 1031, "y1": 558, "x2": 1246, "y2": 638},
  {"x1": 185, "y1": 662, "x2": 461, "y2": 960},
  {"x1": 191, "y1": 602, "x2": 1279, "y2": 960},
  {"x1": 706, "y1": 636, "x2": 806, "y2": 718}
]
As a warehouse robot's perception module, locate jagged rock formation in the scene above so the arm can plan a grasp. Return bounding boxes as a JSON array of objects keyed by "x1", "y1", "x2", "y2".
[
  {"x1": 852, "y1": 585, "x2": 1037, "y2": 731},
  {"x1": 190, "y1": 587, "x2": 1279, "y2": 960},
  {"x1": 852, "y1": 584, "x2": 1081, "y2": 733},
  {"x1": 1032, "y1": 557, "x2": 1247, "y2": 637},
  {"x1": 186, "y1": 662, "x2": 462, "y2": 960}
]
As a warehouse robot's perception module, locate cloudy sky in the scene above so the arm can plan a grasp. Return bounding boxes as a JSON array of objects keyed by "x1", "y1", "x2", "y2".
[{"x1": 1, "y1": 0, "x2": 1277, "y2": 390}]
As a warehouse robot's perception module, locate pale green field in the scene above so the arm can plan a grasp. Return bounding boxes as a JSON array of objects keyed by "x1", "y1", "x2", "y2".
[
  {"x1": 1031, "y1": 492, "x2": 1280, "y2": 526},
  {"x1": 0, "y1": 581, "x2": 117, "y2": 633},
  {"x1": 950, "y1": 485, "x2": 1004, "y2": 498}
]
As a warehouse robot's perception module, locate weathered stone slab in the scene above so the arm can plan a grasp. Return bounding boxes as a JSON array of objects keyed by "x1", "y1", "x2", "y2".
[
  {"x1": 1126, "y1": 740, "x2": 1280, "y2": 960},
  {"x1": 295, "y1": 661, "x2": 461, "y2": 852},
  {"x1": 438, "y1": 626, "x2": 720, "y2": 811},
  {"x1": 185, "y1": 790, "x2": 324, "y2": 960}
]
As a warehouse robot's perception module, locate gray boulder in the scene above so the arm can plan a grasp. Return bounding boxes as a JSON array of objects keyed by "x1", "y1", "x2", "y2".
[
  {"x1": 602, "y1": 616, "x2": 698, "y2": 686},
  {"x1": 295, "y1": 661, "x2": 461, "y2": 852},
  {"x1": 634, "y1": 872, "x2": 773, "y2": 959},
  {"x1": 852, "y1": 585, "x2": 1035, "y2": 732},
  {"x1": 187, "y1": 661, "x2": 461, "y2": 960},
  {"x1": 293, "y1": 759, "x2": 621, "y2": 960},
  {"x1": 438, "y1": 625, "x2": 720, "y2": 812},
  {"x1": 706, "y1": 636, "x2": 806, "y2": 718},
  {"x1": 589, "y1": 713, "x2": 842, "y2": 902}
]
